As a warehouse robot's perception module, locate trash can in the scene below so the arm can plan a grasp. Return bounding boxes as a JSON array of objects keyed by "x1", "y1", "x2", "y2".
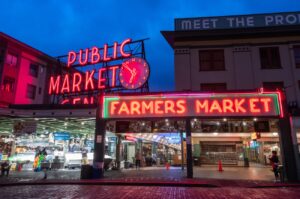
[
  {"x1": 278, "y1": 165, "x2": 284, "y2": 183},
  {"x1": 80, "y1": 165, "x2": 93, "y2": 179},
  {"x1": 244, "y1": 158, "x2": 249, "y2": 167}
]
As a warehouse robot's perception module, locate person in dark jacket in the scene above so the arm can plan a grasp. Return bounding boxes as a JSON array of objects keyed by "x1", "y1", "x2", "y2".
[
  {"x1": 1, "y1": 161, "x2": 10, "y2": 176},
  {"x1": 269, "y1": 151, "x2": 280, "y2": 182}
]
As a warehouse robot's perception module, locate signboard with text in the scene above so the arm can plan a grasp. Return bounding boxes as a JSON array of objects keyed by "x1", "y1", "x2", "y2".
[
  {"x1": 175, "y1": 12, "x2": 300, "y2": 31},
  {"x1": 102, "y1": 92, "x2": 282, "y2": 119}
]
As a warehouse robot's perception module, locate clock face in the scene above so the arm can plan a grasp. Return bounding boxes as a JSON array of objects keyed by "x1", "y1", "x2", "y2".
[{"x1": 119, "y1": 57, "x2": 150, "y2": 89}]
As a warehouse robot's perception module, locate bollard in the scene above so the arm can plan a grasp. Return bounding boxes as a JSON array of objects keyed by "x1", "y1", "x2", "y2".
[{"x1": 218, "y1": 160, "x2": 223, "y2": 172}]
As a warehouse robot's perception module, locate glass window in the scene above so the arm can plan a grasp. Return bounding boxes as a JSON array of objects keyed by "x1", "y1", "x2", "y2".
[
  {"x1": 263, "y1": 82, "x2": 284, "y2": 90},
  {"x1": 29, "y1": 63, "x2": 39, "y2": 78},
  {"x1": 260, "y1": 47, "x2": 281, "y2": 69},
  {"x1": 199, "y1": 50, "x2": 225, "y2": 71},
  {"x1": 294, "y1": 46, "x2": 300, "y2": 68},
  {"x1": 5, "y1": 53, "x2": 18, "y2": 67},
  {"x1": 1, "y1": 76, "x2": 15, "y2": 92},
  {"x1": 26, "y1": 84, "x2": 36, "y2": 99},
  {"x1": 200, "y1": 83, "x2": 227, "y2": 91}
]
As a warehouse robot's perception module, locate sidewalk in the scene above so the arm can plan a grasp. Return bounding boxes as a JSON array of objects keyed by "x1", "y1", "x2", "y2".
[{"x1": 0, "y1": 167, "x2": 299, "y2": 188}]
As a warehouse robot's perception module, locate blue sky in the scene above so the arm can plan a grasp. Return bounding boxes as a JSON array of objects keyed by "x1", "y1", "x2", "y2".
[{"x1": 1, "y1": 0, "x2": 300, "y2": 91}]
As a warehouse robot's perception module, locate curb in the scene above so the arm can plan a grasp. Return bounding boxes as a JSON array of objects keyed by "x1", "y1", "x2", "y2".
[{"x1": 0, "y1": 180, "x2": 219, "y2": 188}]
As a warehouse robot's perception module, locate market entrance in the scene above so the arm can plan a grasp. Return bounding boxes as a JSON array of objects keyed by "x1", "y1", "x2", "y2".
[{"x1": 93, "y1": 91, "x2": 300, "y2": 181}]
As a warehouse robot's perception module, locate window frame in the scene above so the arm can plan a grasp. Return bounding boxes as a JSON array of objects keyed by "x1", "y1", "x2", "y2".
[
  {"x1": 5, "y1": 53, "x2": 18, "y2": 67},
  {"x1": 259, "y1": 47, "x2": 282, "y2": 69},
  {"x1": 29, "y1": 63, "x2": 39, "y2": 78},
  {"x1": 1, "y1": 76, "x2": 15, "y2": 92},
  {"x1": 293, "y1": 45, "x2": 300, "y2": 68},
  {"x1": 26, "y1": 84, "x2": 36, "y2": 100},
  {"x1": 199, "y1": 49, "x2": 225, "y2": 71}
]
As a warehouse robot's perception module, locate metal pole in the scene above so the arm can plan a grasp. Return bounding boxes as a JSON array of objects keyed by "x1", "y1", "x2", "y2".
[
  {"x1": 93, "y1": 97, "x2": 106, "y2": 178},
  {"x1": 180, "y1": 131, "x2": 184, "y2": 171},
  {"x1": 185, "y1": 118, "x2": 193, "y2": 178}
]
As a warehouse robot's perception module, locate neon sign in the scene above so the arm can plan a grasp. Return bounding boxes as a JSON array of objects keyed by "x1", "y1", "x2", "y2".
[
  {"x1": 102, "y1": 92, "x2": 282, "y2": 119},
  {"x1": 67, "y1": 38, "x2": 132, "y2": 67},
  {"x1": 48, "y1": 38, "x2": 151, "y2": 104}
]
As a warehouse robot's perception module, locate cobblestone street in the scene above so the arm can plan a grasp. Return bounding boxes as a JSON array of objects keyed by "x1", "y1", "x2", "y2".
[{"x1": 1, "y1": 185, "x2": 300, "y2": 199}]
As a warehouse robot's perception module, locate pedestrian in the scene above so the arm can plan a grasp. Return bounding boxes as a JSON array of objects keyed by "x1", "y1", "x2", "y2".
[
  {"x1": 269, "y1": 151, "x2": 280, "y2": 182},
  {"x1": 40, "y1": 148, "x2": 48, "y2": 179},
  {"x1": 135, "y1": 151, "x2": 141, "y2": 170},
  {"x1": 1, "y1": 160, "x2": 11, "y2": 176}
]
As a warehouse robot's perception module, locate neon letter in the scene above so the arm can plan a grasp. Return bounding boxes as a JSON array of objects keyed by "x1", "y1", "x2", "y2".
[
  {"x1": 61, "y1": 74, "x2": 70, "y2": 93},
  {"x1": 260, "y1": 98, "x2": 271, "y2": 112},
  {"x1": 72, "y1": 72, "x2": 82, "y2": 92},
  {"x1": 110, "y1": 66, "x2": 119, "y2": 87},
  {"x1": 85, "y1": 70, "x2": 95, "y2": 90},
  {"x1": 223, "y1": 99, "x2": 234, "y2": 113},
  {"x1": 98, "y1": 68, "x2": 107, "y2": 89},
  {"x1": 67, "y1": 51, "x2": 76, "y2": 67},
  {"x1": 195, "y1": 100, "x2": 208, "y2": 113},
  {"x1": 176, "y1": 100, "x2": 186, "y2": 114},
  {"x1": 120, "y1": 38, "x2": 132, "y2": 57},
  {"x1": 165, "y1": 100, "x2": 175, "y2": 114},
  {"x1": 113, "y1": 42, "x2": 118, "y2": 59},
  {"x1": 249, "y1": 98, "x2": 260, "y2": 113},
  {"x1": 209, "y1": 100, "x2": 223, "y2": 113},
  {"x1": 49, "y1": 76, "x2": 60, "y2": 94},
  {"x1": 110, "y1": 101, "x2": 120, "y2": 115},
  {"x1": 91, "y1": 47, "x2": 101, "y2": 64},
  {"x1": 154, "y1": 100, "x2": 164, "y2": 114},
  {"x1": 235, "y1": 99, "x2": 246, "y2": 113},
  {"x1": 141, "y1": 101, "x2": 153, "y2": 114},
  {"x1": 118, "y1": 102, "x2": 130, "y2": 115},
  {"x1": 130, "y1": 101, "x2": 141, "y2": 115},
  {"x1": 79, "y1": 49, "x2": 89, "y2": 65},
  {"x1": 73, "y1": 98, "x2": 81, "y2": 104}
]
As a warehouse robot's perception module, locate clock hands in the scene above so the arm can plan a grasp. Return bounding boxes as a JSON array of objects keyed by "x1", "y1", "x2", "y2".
[
  {"x1": 129, "y1": 68, "x2": 137, "y2": 83},
  {"x1": 123, "y1": 63, "x2": 137, "y2": 84}
]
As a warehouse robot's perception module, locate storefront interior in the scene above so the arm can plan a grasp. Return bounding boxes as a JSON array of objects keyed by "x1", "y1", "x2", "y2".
[{"x1": 0, "y1": 115, "x2": 290, "y2": 179}]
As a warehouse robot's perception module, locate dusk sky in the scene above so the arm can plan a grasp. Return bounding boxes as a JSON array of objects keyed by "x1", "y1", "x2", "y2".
[{"x1": 1, "y1": 0, "x2": 300, "y2": 91}]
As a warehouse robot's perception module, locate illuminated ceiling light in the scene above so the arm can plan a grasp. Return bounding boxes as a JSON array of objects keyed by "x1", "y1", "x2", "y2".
[
  {"x1": 165, "y1": 119, "x2": 169, "y2": 122},
  {"x1": 253, "y1": 118, "x2": 257, "y2": 121},
  {"x1": 166, "y1": 122, "x2": 170, "y2": 126},
  {"x1": 223, "y1": 118, "x2": 227, "y2": 122},
  {"x1": 142, "y1": 122, "x2": 145, "y2": 126},
  {"x1": 213, "y1": 132, "x2": 218, "y2": 136},
  {"x1": 34, "y1": 118, "x2": 39, "y2": 121},
  {"x1": 242, "y1": 121, "x2": 247, "y2": 126},
  {"x1": 81, "y1": 122, "x2": 85, "y2": 125},
  {"x1": 216, "y1": 122, "x2": 220, "y2": 126},
  {"x1": 194, "y1": 118, "x2": 197, "y2": 122},
  {"x1": 64, "y1": 122, "x2": 68, "y2": 126},
  {"x1": 272, "y1": 132, "x2": 278, "y2": 136}
]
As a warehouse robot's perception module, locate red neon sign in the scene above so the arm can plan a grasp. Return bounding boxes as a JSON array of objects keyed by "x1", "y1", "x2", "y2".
[
  {"x1": 67, "y1": 38, "x2": 132, "y2": 67},
  {"x1": 102, "y1": 92, "x2": 282, "y2": 119}
]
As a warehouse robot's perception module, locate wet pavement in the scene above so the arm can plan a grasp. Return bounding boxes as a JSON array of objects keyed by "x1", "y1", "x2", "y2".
[
  {"x1": 0, "y1": 165, "x2": 275, "y2": 183},
  {"x1": 1, "y1": 185, "x2": 300, "y2": 199}
]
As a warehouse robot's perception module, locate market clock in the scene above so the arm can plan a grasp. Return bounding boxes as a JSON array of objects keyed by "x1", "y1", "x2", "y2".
[{"x1": 119, "y1": 57, "x2": 150, "y2": 89}]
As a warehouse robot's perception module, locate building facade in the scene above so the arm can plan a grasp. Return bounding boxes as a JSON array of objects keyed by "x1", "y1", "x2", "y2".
[
  {"x1": 162, "y1": 11, "x2": 300, "y2": 181},
  {"x1": 0, "y1": 32, "x2": 60, "y2": 107}
]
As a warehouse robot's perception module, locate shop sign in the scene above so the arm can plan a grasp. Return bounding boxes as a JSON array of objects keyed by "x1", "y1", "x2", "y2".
[
  {"x1": 102, "y1": 92, "x2": 282, "y2": 119},
  {"x1": 53, "y1": 132, "x2": 70, "y2": 141},
  {"x1": 175, "y1": 11, "x2": 300, "y2": 31},
  {"x1": 48, "y1": 38, "x2": 150, "y2": 105}
]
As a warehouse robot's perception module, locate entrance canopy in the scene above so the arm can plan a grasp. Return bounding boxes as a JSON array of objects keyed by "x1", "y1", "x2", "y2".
[{"x1": 101, "y1": 91, "x2": 283, "y2": 119}]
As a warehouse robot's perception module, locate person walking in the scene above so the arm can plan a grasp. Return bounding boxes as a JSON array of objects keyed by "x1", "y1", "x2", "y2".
[
  {"x1": 269, "y1": 151, "x2": 280, "y2": 182},
  {"x1": 1, "y1": 161, "x2": 10, "y2": 176},
  {"x1": 135, "y1": 151, "x2": 141, "y2": 170}
]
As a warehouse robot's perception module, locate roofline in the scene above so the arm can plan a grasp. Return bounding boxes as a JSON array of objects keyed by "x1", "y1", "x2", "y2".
[
  {"x1": 0, "y1": 32, "x2": 58, "y2": 63},
  {"x1": 161, "y1": 25, "x2": 300, "y2": 48}
]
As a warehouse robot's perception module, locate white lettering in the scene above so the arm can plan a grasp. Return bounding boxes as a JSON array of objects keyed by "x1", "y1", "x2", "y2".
[
  {"x1": 181, "y1": 20, "x2": 192, "y2": 30},
  {"x1": 265, "y1": 16, "x2": 274, "y2": 25},
  {"x1": 246, "y1": 17, "x2": 254, "y2": 26}
]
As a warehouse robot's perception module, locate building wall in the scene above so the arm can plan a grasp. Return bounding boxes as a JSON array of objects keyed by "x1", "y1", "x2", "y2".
[
  {"x1": 0, "y1": 33, "x2": 57, "y2": 106},
  {"x1": 174, "y1": 36, "x2": 300, "y2": 105},
  {"x1": 14, "y1": 52, "x2": 47, "y2": 104}
]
